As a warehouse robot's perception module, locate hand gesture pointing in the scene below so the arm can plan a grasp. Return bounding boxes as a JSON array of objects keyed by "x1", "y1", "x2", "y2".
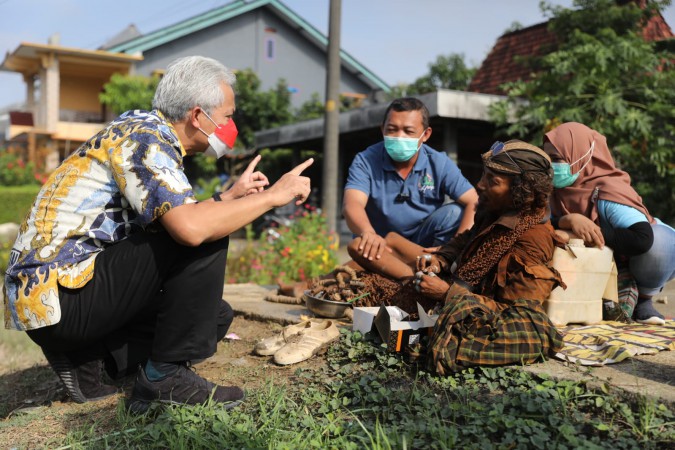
[{"x1": 267, "y1": 158, "x2": 314, "y2": 207}]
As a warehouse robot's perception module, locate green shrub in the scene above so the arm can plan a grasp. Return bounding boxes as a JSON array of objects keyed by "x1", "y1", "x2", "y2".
[
  {"x1": 0, "y1": 239, "x2": 12, "y2": 275},
  {"x1": 226, "y1": 210, "x2": 339, "y2": 284},
  {"x1": 0, "y1": 185, "x2": 40, "y2": 224},
  {"x1": 194, "y1": 176, "x2": 223, "y2": 201},
  {"x1": 0, "y1": 152, "x2": 41, "y2": 186}
]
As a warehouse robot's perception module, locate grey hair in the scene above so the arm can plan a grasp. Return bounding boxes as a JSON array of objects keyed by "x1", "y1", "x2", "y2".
[{"x1": 152, "y1": 56, "x2": 236, "y2": 122}]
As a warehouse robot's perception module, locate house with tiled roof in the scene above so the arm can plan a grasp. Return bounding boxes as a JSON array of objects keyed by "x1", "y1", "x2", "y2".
[
  {"x1": 106, "y1": 0, "x2": 390, "y2": 108},
  {"x1": 469, "y1": 5, "x2": 674, "y2": 95},
  {"x1": 0, "y1": 0, "x2": 390, "y2": 170}
]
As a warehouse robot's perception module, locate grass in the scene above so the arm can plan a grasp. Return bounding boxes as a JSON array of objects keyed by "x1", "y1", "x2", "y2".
[
  {"x1": 0, "y1": 184, "x2": 41, "y2": 224},
  {"x1": 0, "y1": 326, "x2": 44, "y2": 375},
  {"x1": 38, "y1": 329, "x2": 675, "y2": 449}
]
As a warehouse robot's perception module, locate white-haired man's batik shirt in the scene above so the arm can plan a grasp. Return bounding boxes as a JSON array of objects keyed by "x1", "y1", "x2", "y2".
[{"x1": 4, "y1": 110, "x2": 197, "y2": 331}]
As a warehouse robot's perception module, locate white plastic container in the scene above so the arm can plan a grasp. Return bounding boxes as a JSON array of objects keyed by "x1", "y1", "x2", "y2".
[{"x1": 544, "y1": 239, "x2": 615, "y2": 326}]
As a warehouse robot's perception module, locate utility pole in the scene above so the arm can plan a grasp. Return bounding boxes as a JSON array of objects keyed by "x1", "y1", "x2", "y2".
[{"x1": 322, "y1": 0, "x2": 341, "y2": 234}]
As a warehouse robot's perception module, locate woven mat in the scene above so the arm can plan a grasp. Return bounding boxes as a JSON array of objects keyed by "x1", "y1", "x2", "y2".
[{"x1": 555, "y1": 320, "x2": 675, "y2": 366}]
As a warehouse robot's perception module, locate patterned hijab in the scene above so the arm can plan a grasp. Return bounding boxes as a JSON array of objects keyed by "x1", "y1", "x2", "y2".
[{"x1": 544, "y1": 122, "x2": 653, "y2": 224}]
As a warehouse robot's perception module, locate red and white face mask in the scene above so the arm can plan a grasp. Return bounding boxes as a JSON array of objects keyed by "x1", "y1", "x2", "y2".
[{"x1": 198, "y1": 110, "x2": 238, "y2": 158}]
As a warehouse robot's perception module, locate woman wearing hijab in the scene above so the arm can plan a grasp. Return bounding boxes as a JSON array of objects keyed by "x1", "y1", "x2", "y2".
[
  {"x1": 543, "y1": 122, "x2": 674, "y2": 325},
  {"x1": 413, "y1": 140, "x2": 565, "y2": 375}
]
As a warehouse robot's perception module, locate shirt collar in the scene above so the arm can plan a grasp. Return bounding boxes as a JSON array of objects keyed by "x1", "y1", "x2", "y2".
[
  {"x1": 155, "y1": 110, "x2": 187, "y2": 157},
  {"x1": 493, "y1": 210, "x2": 520, "y2": 230},
  {"x1": 490, "y1": 208, "x2": 548, "y2": 230}
]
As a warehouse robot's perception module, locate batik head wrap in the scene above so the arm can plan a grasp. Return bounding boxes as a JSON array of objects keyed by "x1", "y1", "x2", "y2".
[{"x1": 453, "y1": 140, "x2": 552, "y2": 289}]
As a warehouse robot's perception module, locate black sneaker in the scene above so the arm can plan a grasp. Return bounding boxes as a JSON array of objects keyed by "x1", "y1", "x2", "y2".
[
  {"x1": 42, "y1": 350, "x2": 119, "y2": 403},
  {"x1": 127, "y1": 364, "x2": 245, "y2": 414}
]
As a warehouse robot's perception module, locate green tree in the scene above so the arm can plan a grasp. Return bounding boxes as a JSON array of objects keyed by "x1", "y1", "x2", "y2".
[
  {"x1": 294, "y1": 92, "x2": 364, "y2": 121},
  {"x1": 490, "y1": 0, "x2": 675, "y2": 222},
  {"x1": 233, "y1": 69, "x2": 294, "y2": 149},
  {"x1": 295, "y1": 92, "x2": 325, "y2": 121},
  {"x1": 99, "y1": 73, "x2": 159, "y2": 114},
  {"x1": 391, "y1": 53, "x2": 477, "y2": 97}
]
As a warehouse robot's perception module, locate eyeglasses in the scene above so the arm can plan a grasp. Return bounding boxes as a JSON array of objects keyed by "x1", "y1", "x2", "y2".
[{"x1": 490, "y1": 141, "x2": 523, "y2": 174}]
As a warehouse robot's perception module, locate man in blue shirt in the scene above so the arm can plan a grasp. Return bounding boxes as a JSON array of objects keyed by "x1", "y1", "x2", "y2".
[{"x1": 343, "y1": 97, "x2": 478, "y2": 261}]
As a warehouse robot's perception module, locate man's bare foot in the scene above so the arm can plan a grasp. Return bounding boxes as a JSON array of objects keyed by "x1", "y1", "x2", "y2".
[{"x1": 277, "y1": 280, "x2": 308, "y2": 298}]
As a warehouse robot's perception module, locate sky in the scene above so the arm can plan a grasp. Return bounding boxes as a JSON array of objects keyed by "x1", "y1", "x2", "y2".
[{"x1": 0, "y1": 0, "x2": 674, "y2": 109}]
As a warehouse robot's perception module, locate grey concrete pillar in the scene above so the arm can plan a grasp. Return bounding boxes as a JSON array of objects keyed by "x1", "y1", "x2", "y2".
[
  {"x1": 442, "y1": 123, "x2": 458, "y2": 162},
  {"x1": 40, "y1": 53, "x2": 60, "y2": 132},
  {"x1": 24, "y1": 74, "x2": 36, "y2": 113}
]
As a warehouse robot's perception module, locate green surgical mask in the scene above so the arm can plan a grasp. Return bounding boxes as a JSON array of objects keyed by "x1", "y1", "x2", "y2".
[
  {"x1": 552, "y1": 163, "x2": 578, "y2": 188},
  {"x1": 383, "y1": 132, "x2": 424, "y2": 162},
  {"x1": 551, "y1": 141, "x2": 595, "y2": 188}
]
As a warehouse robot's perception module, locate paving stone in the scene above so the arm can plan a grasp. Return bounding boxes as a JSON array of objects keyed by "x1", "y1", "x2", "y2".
[{"x1": 223, "y1": 283, "x2": 310, "y2": 325}]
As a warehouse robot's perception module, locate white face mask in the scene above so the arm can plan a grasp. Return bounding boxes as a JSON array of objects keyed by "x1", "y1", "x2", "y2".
[
  {"x1": 204, "y1": 133, "x2": 229, "y2": 159},
  {"x1": 198, "y1": 110, "x2": 238, "y2": 159}
]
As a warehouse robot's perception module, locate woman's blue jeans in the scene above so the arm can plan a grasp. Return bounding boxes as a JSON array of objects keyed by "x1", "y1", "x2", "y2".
[{"x1": 630, "y1": 221, "x2": 675, "y2": 296}]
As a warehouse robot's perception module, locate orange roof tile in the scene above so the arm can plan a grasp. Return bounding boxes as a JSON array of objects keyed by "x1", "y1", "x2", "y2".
[{"x1": 469, "y1": 8, "x2": 673, "y2": 95}]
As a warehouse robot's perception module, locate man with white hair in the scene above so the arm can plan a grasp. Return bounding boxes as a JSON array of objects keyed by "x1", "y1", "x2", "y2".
[{"x1": 3, "y1": 56, "x2": 313, "y2": 412}]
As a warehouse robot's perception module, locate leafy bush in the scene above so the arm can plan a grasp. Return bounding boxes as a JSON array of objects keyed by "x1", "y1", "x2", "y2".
[
  {"x1": 0, "y1": 185, "x2": 39, "y2": 274},
  {"x1": 256, "y1": 148, "x2": 323, "y2": 186},
  {"x1": 0, "y1": 152, "x2": 41, "y2": 186},
  {"x1": 226, "y1": 210, "x2": 339, "y2": 284},
  {"x1": 99, "y1": 73, "x2": 159, "y2": 114},
  {"x1": 0, "y1": 185, "x2": 41, "y2": 224},
  {"x1": 0, "y1": 240, "x2": 12, "y2": 275},
  {"x1": 193, "y1": 176, "x2": 224, "y2": 201}
]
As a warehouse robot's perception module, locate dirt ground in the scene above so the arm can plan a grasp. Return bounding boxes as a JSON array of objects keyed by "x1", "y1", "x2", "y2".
[{"x1": 0, "y1": 316, "x2": 328, "y2": 449}]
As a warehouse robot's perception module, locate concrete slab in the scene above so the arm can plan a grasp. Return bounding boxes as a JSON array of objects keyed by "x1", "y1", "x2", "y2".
[{"x1": 222, "y1": 283, "x2": 311, "y2": 325}]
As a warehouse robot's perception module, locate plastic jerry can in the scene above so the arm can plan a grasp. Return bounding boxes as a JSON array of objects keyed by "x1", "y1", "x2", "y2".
[{"x1": 544, "y1": 239, "x2": 615, "y2": 326}]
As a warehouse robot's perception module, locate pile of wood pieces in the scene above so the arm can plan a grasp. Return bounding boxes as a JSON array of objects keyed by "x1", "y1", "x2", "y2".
[
  {"x1": 264, "y1": 266, "x2": 441, "y2": 320},
  {"x1": 307, "y1": 265, "x2": 367, "y2": 303},
  {"x1": 307, "y1": 266, "x2": 439, "y2": 320}
]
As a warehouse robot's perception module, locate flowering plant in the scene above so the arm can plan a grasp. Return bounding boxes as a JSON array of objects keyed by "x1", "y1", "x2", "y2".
[
  {"x1": 226, "y1": 209, "x2": 339, "y2": 284},
  {"x1": 0, "y1": 151, "x2": 43, "y2": 186}
]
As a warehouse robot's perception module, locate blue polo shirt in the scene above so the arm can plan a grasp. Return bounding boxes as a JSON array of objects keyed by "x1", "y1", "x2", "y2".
[{"x1": 344, "y1": 141, "x2": 473, "y2": 239}]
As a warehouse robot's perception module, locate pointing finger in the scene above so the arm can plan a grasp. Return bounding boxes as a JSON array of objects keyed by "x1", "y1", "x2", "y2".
[
  {"x1": 242, "y1": 154, "x2": 262, "y2": 176},
  {"x1": 288, "y1": 158, "x2": 314, "y2": 176}
]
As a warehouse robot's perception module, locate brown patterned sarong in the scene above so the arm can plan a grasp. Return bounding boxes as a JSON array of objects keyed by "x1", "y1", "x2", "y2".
[{"x1": 427, "y1": 296, "x2": 563, "y2": 376}]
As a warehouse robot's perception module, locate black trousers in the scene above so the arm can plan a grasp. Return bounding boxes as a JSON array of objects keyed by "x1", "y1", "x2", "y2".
[{"x1": 27, "y1": 231, "x2": 233, "y2": 377}]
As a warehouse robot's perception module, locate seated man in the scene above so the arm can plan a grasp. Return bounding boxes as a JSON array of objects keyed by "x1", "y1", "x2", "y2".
[
  {"x1": 343, "y1": 97, "x2": 478, "y2": 262},
  {"x1": 278, "y1": 97, "x2": 478, "y2": 297},
  {"x1": 3, "y1": 56, "x2": 313, "y2": 411}
]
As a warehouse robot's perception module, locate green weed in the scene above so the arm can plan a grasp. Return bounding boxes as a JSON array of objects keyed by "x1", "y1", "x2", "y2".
[{"x1": 55, "y1": 329, "x2": 675, "y2": 449}]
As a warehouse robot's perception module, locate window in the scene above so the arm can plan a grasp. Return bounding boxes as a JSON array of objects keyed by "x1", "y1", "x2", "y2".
[{"x1": 265, "y1": 38, "x2": 275, "y2": 61}]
